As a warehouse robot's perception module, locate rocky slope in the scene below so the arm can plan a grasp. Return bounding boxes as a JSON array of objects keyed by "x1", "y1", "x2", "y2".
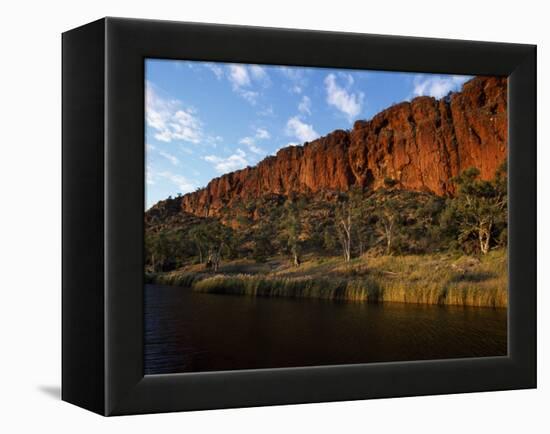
[{"x1": 169, "y1": 76, "x2": 507, "y2": 218}]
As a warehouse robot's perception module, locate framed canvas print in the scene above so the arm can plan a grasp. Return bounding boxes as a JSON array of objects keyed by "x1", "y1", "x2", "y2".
[{"x1": 62, "y1": 17, "x2": 536, "y2": 416}]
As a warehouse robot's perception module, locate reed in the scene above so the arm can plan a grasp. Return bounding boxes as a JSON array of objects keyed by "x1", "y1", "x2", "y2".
[
  {"x1": 193, "y1": 275, "x2": 367, "y2": 301},
  {"x1": 150, "y1": 249, "x2": 508, "y2": 308},
  {"x1": 153, "y1": 271, "x2": 200, "y2": 288},
  {"x1": 192, "y1": 274, "x2": 505, "y2": 307}
]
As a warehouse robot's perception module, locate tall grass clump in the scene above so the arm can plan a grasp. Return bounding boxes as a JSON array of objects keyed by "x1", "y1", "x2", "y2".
[
  {"x1": 444, "y1": 285, "x2": 507, "y2": 308},
  {"x1": 151, "y1": 249, "x2": 507, "y2": 308},
  {"x1": 153, "y1": 271, "x2": 200, "y2": 288},
  {"x1": 443, "y1": 250, "x2": 507, "y2": 307},
  {"x1": 193, "y1": 274, "x2": 383, "y2": 302}
]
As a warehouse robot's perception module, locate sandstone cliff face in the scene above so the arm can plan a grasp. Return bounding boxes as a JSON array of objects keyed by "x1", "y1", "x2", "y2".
[{"x1": 179, "y1": 76, "x2": 507, "y2": 217}]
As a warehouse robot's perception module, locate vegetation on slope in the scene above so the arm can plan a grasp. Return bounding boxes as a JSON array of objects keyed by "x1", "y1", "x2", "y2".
[
  {"x1": 145, "y1": 164, "x2": 508, "y2": 307},
  {"x1": 148, "y1": 249, "x2": 507, "y2": 308}
]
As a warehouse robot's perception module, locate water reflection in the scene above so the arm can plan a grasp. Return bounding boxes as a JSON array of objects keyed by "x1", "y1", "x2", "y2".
[{"x1": 145, "y1": 284, "x2": 507, "y2": 375}]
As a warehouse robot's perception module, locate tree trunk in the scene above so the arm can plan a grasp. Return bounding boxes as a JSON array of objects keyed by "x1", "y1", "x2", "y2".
[
  {"x1": 341, "y1": 239, "x2": 351, "y2": 262},
  {"x1": 196, "y1": 243, "x2": 203, "y2": 264},
  {"x1": 479, "y1": 223, "x2": 492, "y2": 255},
  {"x1": 384, "y1": 218, "x2": 394, "y2": 255},
  {"x1": 293, "y1": 251, "x2": 300, "y2": 267},
  {"x1": 211, "y1": 246, "x2": 222, "y2": 272},
  {"x1": 343, "y1": 236, "x2": 351, "y2": 262},
  {"x1": 341, "y1": 213, "x2": 352, "y2": 262}
]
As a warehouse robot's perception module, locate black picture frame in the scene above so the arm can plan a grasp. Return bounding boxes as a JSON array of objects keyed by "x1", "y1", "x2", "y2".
[{"x1": 62, "y1": 17, "x2": 536, "y2": 416}]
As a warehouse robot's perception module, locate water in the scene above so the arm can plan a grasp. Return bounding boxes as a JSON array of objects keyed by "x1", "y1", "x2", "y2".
[{"x1": 145, "y1": 284, "x2": 507, "y2": 375}]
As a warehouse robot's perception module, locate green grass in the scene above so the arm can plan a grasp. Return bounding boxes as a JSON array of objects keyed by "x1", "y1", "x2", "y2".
[{"x1": 149, "y1": 249, "x2": 507, "y2": 308}]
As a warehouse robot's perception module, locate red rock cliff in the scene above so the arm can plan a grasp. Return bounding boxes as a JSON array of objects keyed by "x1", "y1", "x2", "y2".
[{"x1": 179, "y1": 76, "x2": 507, "y2": 217}]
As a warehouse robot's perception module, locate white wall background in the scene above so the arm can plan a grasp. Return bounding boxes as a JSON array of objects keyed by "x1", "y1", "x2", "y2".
[{"x1": 0, "y1": 0, "x2": 546, "y2": 431}]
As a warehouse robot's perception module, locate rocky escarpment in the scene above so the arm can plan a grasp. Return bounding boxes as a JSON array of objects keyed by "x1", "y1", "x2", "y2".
[{"x1": 172, "y1": 76, "x2": 507, "y2": 217}]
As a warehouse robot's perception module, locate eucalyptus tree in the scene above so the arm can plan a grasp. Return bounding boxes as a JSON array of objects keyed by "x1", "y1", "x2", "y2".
[{"x1": 442, "y1": 164, "x2": 507, "y2": 255}]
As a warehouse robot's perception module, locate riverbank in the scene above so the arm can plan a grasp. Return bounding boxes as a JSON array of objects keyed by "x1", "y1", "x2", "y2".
[{"x1": 147, "y1": 250, "x2": 507, "y2": 308}]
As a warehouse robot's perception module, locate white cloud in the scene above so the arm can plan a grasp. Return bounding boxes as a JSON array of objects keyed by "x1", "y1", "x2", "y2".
[
  {"x1": 147, "y1": 141, "x2": 190, "y2": 160},
  {"x1": 324, "y1": 73, "x2": 364, "y2": 121},
  {"x1": 338, "y1": 72, "x2": 354, "y2": 87},
  {"x1": 203, "y1": 63, "x2": 271, "y2": 100},
  {"x1": 204, "y1": 149, "x2": 249, "y2": 173},
  {"x1": 158, "y1": 171, "x2": 197, "y2": 193},
  {"x1": 249, "y1": 65, "x2": 268, "y2": 81},
  {"x1": 412, "y1": 75, "x2": 470, "y2": 99},
  {"x1": 205, "y1": 63, "x2": 224, "y2": 80},
  {"x1": 248, "y1": 144, "x2": 265, "y2": 155},
  {"x1": 228, "y1": 64, "x2": 251, "y2": 88},
  {"x1": 238, "y1": 128, "x2": 270, "y2": 155},
  {"x1": 279, "y1": 67, "x2": 304, "y2": 82},
  {"x1": 258, "y1": 105, "x2": 275, "y2": 117},
  {"x1": 167, "y1": 110, "x2": 201, "y2": 143},
  {"x1": 146, "y1": 83, "x2": 202, "y2": 143},
  {"x1": 286, "y1": 116, "x2": 319, "y2": 143},
  {"x1": 158, "y1": 150, "x2": 179, "y2": 166},
  {"x1": 272, "y1": 142, "x2": 298, "y2": 155},
  {"x1": 239, "y1": 137, "x2": 255, "y2": 146},
  {"x1": 239, "y1": 90, "x2": 259, "y2": 105},
  {"x1": 255, "y1": 128, "x2": 270, "y2": 139},
  {"x1": 205, "y1": 135, "x2": 223, "y2": 148},
  {"x1": 279, "y1": 66, "x2": 308, "y2": 94},
  {"x1": 298, "y1": 95, "x2": 312, "y2": 116},
  {"x1": 146, "y1": 165, "x2": 155, "y2": 185},
  {"x1": 226, "y1": 64, "x2": 270, "y2": 105}
]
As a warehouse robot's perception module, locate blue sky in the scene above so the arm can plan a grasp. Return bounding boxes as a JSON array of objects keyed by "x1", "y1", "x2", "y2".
[{"x1": 145, "y1": 59, "x2": 471, "y2": 209}]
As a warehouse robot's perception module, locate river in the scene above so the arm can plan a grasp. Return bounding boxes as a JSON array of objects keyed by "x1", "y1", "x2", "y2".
[{"x1": 145, "y1": 284, "x2": 507, "y2": 375}]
